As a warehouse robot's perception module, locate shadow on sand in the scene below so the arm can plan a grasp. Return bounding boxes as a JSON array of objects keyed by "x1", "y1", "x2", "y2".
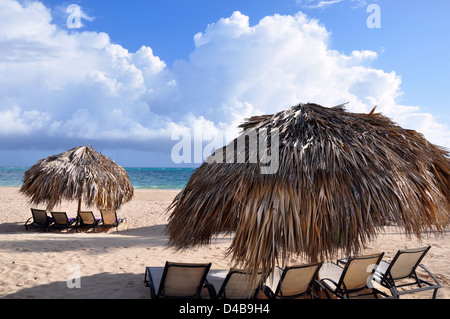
[{"x1": 1, "y1": 272, "x2": 149, "y2": 299}]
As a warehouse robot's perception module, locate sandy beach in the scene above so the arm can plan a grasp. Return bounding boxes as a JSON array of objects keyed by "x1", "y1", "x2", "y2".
[{"x1": 0, "y1": 186, "x2": 448, "y2": 299}]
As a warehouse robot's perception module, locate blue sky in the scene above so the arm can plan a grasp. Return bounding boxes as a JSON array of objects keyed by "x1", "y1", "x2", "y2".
[{"x1": 0, "y1": 0, "x2": 449, "y2": 167}]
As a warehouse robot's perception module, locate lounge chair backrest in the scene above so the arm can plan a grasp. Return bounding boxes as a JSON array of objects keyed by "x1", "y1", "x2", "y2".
[
  {"x1": 78, "y1": 211, "x2": 96, "y2": 224},
  {"x1": 219, "y1": 269, "x2": 264, "y2": 299},
  {"x1": 100, "y1": 209, "x2": 117, "y2": 225},
  {"x1": 159, "y1": 262, "x2": 211, "y2": 298},
  {"x1": 342, "y1": 253, "x2": 384, "y2": 290},
  {"x1": 31, "y1": 208, "x2": 48, "y2": 225},
  {"x1": 277, "y1": 262, "x2": 322, "y2": 297},
  {"x1": 388, "y1": 246, "x2": 430, "y2": 280},
  {"x1": 51, "y1": 212, "x2": 68, "y2": 224}
]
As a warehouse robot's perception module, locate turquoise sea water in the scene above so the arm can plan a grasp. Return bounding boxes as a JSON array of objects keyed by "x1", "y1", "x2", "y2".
[{"x1": 0, "y1": 167, "x2": 195, "y2": 190}]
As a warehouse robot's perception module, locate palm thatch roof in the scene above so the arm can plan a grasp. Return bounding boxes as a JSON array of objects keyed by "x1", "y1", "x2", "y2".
[
  {"x1": 20, "y1": 146, "x2": 134, "y2": 211},
  {"x1": 167, "y1": 102, "x2": 450, "y2": 276}
]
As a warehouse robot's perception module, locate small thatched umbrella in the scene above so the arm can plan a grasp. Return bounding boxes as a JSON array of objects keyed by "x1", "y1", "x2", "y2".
[
  {"x1": 20, "y1": 146, "x2": 134, "y2": 212},
  {"x1": 167, "y1": 103, "x2": 450, "y2": 277}
]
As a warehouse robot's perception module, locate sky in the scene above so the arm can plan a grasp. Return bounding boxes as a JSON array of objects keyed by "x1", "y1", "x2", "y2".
[{"x1": 0, "y1": 0, "x2": 449, "y2": 167}]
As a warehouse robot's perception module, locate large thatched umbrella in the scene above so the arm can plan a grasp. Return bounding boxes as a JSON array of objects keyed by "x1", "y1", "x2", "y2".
[
  {"x1": 20, "y1": 146, "x2": 134, "y2": 211},
  {"x1": 167, "y1": 103, "x2": 450, "y2": 277}
]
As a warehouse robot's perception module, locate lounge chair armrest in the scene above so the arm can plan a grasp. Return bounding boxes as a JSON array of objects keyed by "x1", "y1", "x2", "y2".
[
  {"x1": 320, "y1": 277, "x2": 344, "y2": 298},
  {"x1": 144, "y1": 267, "x2": 157, "y2": 299},
  {"x1": 417, "y1": 264, "x2": 442, "y2": 287},
  {"x1": 372, "y1": 270, "x2": 384, "y2": 284},
  {"x1": 203, "y1": 279, "x2": 217, "y2": 299},
  {"x1": 261, "y1": 284, "x2": 275, "y2": 299},
  {"x1": 320, "y1": 277, "x2": 339, "y2": 288},
  {"x1": 313, "y1": 279, "x2": 331, "y2": 299}
]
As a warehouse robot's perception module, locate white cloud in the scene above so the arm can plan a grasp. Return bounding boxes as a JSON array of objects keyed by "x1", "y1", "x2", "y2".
[
  {"x1": 299, "y1": 0, "x2": 345, "y2": 9},
  {"x1": 0, "y1": 106, "x2": 44, "y2": 135},
  {"x1": 296, "y1": 0, "x2": 368, "y2": 9},
  {"x1": 0, "y1": 0, "x2": 448, "y2": 163}
]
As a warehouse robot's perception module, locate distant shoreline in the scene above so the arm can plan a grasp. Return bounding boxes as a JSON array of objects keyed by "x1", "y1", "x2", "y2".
[{"x1": 0, "y1": 166, "x2": 194, "y2": 189}]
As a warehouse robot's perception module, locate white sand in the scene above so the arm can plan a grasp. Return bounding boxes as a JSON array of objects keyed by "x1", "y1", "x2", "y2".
[{"x1": 0, "y1": 187, "x2": 448, "y2": 299}]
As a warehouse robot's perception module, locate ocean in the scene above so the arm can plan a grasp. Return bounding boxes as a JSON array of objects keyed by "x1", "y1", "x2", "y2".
[{"x1": 0, "y1": 167, "x2": 195, "y2": 190}]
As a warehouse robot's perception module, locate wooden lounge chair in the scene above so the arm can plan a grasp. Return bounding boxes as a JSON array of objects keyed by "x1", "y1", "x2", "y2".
[
  {"x1": 76, "y1": 211, "x2": 101, "y2": 232},
  {"x1": 50, "y1": 212, "x2": 76, "y2": 232},
  {"x1": 319, "y1": 252, "x2": 385, "y2": 299},
  {"x1": 373, "y1": 246, "x2": 441, "y2": 299},
  {"x1": 264, "y1": 262, "x2": 323, "y2": 299},
  {"x1": 100, "y1": 209, "x2": 125, "y2": 232},
  {"x1": 214, "y1": 269, "x2": 266, "y2": 299},
  {"x1": 144, "y1": 261, "x2": 213, "y2": 299},
  {"x1": 24, "y1": 208, "x2": 53, "y2": 232}
]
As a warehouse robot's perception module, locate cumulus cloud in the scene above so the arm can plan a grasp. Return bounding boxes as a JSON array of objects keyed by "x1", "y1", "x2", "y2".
[{"x1": 0, "y1": 0, "x2": 448, "y2": 165}]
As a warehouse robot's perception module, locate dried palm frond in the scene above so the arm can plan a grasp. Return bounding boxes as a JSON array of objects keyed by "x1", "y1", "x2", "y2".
[
  {"x1": 167, "y1": 103, "x2": 450, "y2": 278},
  {"x1": 20, "y1": 146, "x2": 134, "y2": 211}
]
